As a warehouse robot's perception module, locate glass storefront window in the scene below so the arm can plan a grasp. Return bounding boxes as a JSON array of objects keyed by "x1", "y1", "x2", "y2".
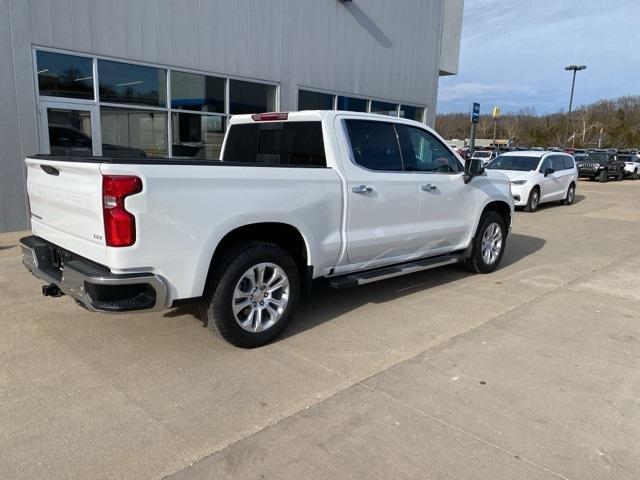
[
  {"x1": 171, "y1": 113, "x2": 225, "y2": 159},
  {"x1": 171, "y1": 71, "x2": 225, "y2": 113},
  {"x1": 100, "y1": 107, "x2": 167, "y2": 157},
  {"x1": 371, "y1": 101, "x2": 398, "y2": 117},
  {"x1": 400, "y1": 105, "x2": 425, "y2": 123},
  {"x1": 47, "y1": 109, "x2": 93, "y2": 156},
  {"x1": 337, "y1": 96, "x2": 368, "y2": 112},
  {"x1": 229, "y1": 79, "x2": 276, "y2": 114},
  {"x1": 98, "y1": 60, "x2": 167, "y2": 107},
  {"x1": 298, "y1": 90, "x2": 335, "y2": 110},
  {"x1": 36, "y1": 51, "x2": 94, "y2": 99}
]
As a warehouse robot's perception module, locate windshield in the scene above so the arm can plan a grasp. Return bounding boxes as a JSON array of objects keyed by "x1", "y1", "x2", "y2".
[
  {"x1": 585, "y1": 153, "x2": 608, "y2": 162},
  {"x1": 473, "y1": 151, "x2": 492, "y2": 157},
  {"x1": 486, "y1": 155, "x2": 541, "y2": 171}
]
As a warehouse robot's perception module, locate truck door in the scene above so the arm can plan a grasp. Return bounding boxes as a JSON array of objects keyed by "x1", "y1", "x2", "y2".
[
  {"x1": 336, "y1": 117, "x2": 421, "y2": 267},
  {"x1": 396, "y1": 124, "x2": 473, "y2": 253}
]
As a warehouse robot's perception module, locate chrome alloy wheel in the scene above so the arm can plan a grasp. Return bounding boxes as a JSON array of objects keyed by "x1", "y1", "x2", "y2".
[
  {"x1": 232, "y1": 262, "x2": 290, "y2": 333},
  {"x1": 567, "y1": 186, "x2": 575, "y2": 203},
  {"x1": 481, "y1": 222, "x2": 503, "y2": 265}
]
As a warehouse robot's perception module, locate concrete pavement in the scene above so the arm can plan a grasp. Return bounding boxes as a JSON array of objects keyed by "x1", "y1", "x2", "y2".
[{"x1": 1, "y1": 180, "x2": 639, "y2": 479}]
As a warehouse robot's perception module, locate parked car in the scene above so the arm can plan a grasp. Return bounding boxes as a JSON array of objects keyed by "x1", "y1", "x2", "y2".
[
  {"x1": 618, "y1": 150, "x2": 640, "y2": 179},
  {"x1": 486, "y1": 151, "x2": 577, "y2": 212},
  {"x1": 21, "y1": 111, "x2": 513, "y2": 348},
  {"x1": 471, "y1": 150, "x2": 499, "y2": 165},
  {"x1": 576, "y1": 150, "x2": 625, "y2": 182}
]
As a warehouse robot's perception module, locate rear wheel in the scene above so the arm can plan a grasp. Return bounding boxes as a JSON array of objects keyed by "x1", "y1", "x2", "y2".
[
  {"x1": 200, "y1": 242, "x2": 300, "y2": 348},
  {"x1": 464, "y1": 211, "x2": 507, "y2": 274},
  {"x1": 523, "y1": 187, "x2": 540, "y2": 212},
  {"x1": 561, "y1": 183, "x2": 576, "y2": 205},
  {"x1": 599, "y1": 169, "x2": 608, "y2": 183},
  {"x1": 633, "y1": 169, "x2": 639, "y2": 180}
]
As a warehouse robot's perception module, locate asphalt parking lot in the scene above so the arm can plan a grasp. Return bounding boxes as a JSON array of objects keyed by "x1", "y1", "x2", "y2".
[{"x1": 1, "y1": 180, "x2": 640, "y2": 480}]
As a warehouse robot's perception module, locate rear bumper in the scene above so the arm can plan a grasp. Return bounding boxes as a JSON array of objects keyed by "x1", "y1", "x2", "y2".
[{"x1": 20, "y1": 236, "x2": 169, "y2": 312}]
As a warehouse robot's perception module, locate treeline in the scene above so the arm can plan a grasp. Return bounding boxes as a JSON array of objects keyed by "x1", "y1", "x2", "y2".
[{"x1": 436, "y1": 95, "x2": 640, "y2": 149}]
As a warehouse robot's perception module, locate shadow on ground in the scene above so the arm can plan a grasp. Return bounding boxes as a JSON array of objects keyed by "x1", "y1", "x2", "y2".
[{"x1": 166, "y1": 233, "x2": 545, "y2": 340}]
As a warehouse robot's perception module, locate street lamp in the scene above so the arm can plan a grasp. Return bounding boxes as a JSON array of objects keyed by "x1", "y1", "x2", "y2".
[{"x1": 565, "y1": 64, "x2": 586, "y2": 116}]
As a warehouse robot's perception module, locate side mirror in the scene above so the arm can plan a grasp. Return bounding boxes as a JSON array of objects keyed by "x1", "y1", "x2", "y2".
[
  {"x1": 464, "y1": 158, "x2": 485, "y2": 184},
  {"x1": 544, "y1": 168, "x2": 555, "y2": 177}
]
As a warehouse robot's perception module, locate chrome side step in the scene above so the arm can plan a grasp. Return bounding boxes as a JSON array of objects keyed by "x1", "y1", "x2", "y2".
[{"x1": 328, "y1": 254, "x2": 464, "y2": 289}]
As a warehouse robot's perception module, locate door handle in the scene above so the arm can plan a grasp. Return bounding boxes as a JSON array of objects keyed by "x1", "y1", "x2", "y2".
[
  {"x1": 352, "y1": 184, "x2": 373, "y2": 194},
  {"x1": 421, "y1": 184, "x2": 437, "y2": 192}
]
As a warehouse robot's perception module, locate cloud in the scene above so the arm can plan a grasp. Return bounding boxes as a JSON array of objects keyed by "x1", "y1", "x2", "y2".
[{"x1": 438, "y1": 83, "x2": 537, "y2": 102}]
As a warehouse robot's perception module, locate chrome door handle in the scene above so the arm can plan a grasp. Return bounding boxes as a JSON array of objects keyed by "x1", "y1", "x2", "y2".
[
  {"x1": 352, "y1": 184, "x2": 373, "y2": 194},
  {"x1": 421, "y1": 184, "x2": 437, "y2": 192}
]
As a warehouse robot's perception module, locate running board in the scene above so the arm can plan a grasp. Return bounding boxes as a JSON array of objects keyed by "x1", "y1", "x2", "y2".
[{"x1": 328, "y1": 254, "x2": 465, "y2": 289}]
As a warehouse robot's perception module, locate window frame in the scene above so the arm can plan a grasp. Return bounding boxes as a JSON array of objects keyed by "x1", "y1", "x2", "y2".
[{"x1": 32, "y1": 46, "x2": 280, "y2": 159}]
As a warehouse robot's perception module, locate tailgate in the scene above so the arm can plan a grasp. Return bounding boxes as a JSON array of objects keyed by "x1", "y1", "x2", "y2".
[{"x1": 25, "y1": 157, "x2": 107, "y2": 264}]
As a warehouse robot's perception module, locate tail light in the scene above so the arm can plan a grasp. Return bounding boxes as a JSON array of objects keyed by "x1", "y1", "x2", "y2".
[
  {"x1": 102, "y1": 175, "x2": 142, "y2": 247},
  {"x1": 251, "y1": 112, "x2": 288, "y2": 121}
]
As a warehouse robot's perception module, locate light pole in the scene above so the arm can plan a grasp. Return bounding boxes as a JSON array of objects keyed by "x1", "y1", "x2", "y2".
[
  {"x1": 564, "y1": 65, "x2": 586, "y2": 146},
  {"x1": 565, "y1": 64, "x2": 586, "y2": 116}
]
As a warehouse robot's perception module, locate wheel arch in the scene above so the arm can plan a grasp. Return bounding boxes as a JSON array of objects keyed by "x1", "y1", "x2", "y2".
[
  {"x1": 205, "y1": 222, "x2": 312, "y2": 295},
  {"x1": 480, "y1": 200, "x2": 512, "y2": 236}
]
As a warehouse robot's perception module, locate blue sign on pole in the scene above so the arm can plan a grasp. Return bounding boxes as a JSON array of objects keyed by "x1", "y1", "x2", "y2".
[{"x1": 471, "y1": 102, "x2": 480, "y2": 123}]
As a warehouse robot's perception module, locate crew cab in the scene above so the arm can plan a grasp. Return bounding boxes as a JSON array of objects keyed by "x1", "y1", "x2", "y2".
[
  {"x1": 577, "y1": 150, "x2": 625, "y2": 182},
  {"x1": 486, "y1": 151, "x2": 577, "y2": 212},
  {"x1": 21, "y1": 111, "x2": 513, "y2": 347}
]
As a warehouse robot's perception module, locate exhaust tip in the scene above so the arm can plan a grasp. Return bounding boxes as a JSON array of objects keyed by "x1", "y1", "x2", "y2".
[{"x1": 42, "y1": 283, "x2": 62, "y2": 297}]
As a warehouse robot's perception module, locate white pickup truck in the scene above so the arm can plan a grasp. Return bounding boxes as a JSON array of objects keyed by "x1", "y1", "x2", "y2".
[{"x1": 21, "y1": 111, "x2": 513, "y2": 347}]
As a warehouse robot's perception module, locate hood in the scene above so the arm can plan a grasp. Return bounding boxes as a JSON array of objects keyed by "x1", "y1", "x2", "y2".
[{"x1": 486, "y1": 169, "x2": 533, "y2": 182}]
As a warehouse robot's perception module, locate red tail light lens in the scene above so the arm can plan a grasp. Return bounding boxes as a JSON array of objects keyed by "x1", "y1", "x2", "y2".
[
  {"x1": 251, "y1": 112, "x2": 288, "y2": 121},
  {"x1": 102, "y1": 175, "x2": 142, "y2": 247}
]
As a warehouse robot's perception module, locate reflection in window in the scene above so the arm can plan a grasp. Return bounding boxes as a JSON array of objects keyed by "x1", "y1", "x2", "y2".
[
  {"x1": 371, "y1": 101, "x2": 398, "y2": 117},
  {"x1": 229, "y1": 80, "x2": 276, "y2": 114},
  {"x1": 47, "y1": 109, "x2": 93, "y2": 156},
  {"x1": 398, "y1": 125, "x2": 461, "y2": 173},
  {"x1": 100, "y1": 107, "x2": 167, "y2": 157},
  {"x1": 171, "y1": 113, "x2": 225, "y2": 159},
  {"x1": 36, "y1": 51, "x2": 94, "y2": 99},
  {"x1": 399, "y1": 105, "x2": 425, "y2": 123},
  {"x1": 298, "y1": 90, "x2": 335, "y2": 110},
  {"x1": 337, "y1": 96, "x2": 368, "y2": 112},
  {"x1": 171, "y1": 71, "x2": 225, "y2": 113},
  {"x1": 98, "y1": 60, "x2": 166, "y2": 107}
]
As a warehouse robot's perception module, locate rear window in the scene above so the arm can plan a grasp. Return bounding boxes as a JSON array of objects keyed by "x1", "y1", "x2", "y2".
[
  {"x1": 563, "y1": 156, "x2": 575, "y2": 169},
  {"x1": 223, "y1": 121, "x2": 326, "y2": 166}
]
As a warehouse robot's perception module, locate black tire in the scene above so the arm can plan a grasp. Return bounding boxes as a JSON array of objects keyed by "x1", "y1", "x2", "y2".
[
  {"x1": 599, "y1": 169, "x2": 608, "y2": 183},
  {"x1": 464, "y1": 211, "x2": 507, "y2": 274},
  {"x1": 561, "y1": 183, "x2": 576, "y2": 205},
  {"x1": 633, "y1": 169, "x2": 639, "y2": 180},
  {"x1": 200, "y1": 242, "x2": 300, "y2": 348},
  {"x1": 523, "y1": 187, "x2": 540, "y2": 212},
  {"x1": 616, "y1": 168, "x2": 624, "y2": 181}
]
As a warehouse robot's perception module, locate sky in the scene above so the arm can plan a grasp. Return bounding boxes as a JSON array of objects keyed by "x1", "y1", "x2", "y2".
[{"x1": 437, "y1": 0, "x2": 640, "y2": 115}]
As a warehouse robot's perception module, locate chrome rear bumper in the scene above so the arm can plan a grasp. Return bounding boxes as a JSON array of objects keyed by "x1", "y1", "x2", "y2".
[{"x1": 20, "y1": 236, "x2": 168, "y2": 312}]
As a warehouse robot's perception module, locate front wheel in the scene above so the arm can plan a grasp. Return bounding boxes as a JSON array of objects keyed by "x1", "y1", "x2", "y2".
[
  {"x1": 599, "y1": 169, "x2": 608, "y2": 183},
  {"x1": 464, "y1": 211, "x2": 507, "y2": 274},
  {"x1": 523, "y1": 188, "x2": 540, "y2": 212},
  {"x1": 633, "y1": 169, "x2": 639, "y2": 180},
  {"x1": 617, "y1": 168, "x2": 624, "y2": 181},
  {"x1": 200, "y1": 242, "x2": 300, "y2": 348}
]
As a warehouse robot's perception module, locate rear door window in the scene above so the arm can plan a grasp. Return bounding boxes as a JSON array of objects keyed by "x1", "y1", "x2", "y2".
[
  {"x1": 344, "y1": 120, "x2": 403, "y2": 172},
  {"x1": 563, "y1": 156, "x2": 575, "y2": 170},
  {"x1": 223, "y1": 121, "x2": 326, "y2": 166}
]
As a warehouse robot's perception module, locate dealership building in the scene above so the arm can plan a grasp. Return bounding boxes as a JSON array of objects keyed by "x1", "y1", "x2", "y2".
[{"x1": 0, "y1": 0, "x2": 463, "y2": 232}]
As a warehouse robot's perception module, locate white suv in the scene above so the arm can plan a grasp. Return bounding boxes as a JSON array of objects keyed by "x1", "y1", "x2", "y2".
[{"x1": 486, "y1": 151, "x2": 578, "y2": 212}]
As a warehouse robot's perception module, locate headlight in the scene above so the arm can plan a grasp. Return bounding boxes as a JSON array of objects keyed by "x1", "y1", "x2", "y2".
[{"x1": 511, "y1": 180, "x2": 527, "y2": 185}]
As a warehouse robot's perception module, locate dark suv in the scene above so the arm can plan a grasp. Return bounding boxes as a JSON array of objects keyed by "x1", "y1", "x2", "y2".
[{"x1": 576, "y1": 150, "x2": 625, "y2": 182}]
